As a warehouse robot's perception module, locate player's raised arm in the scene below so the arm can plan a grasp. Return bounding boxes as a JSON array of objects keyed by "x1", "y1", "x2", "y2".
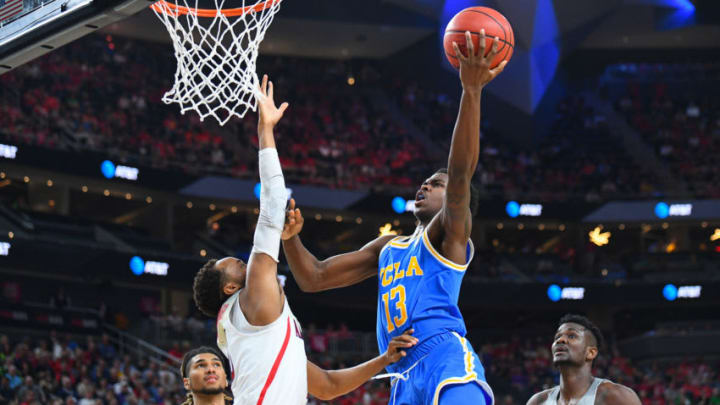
[
  {"x1": 433, "y1": 30, "x2": 506, "y2": 247},
  {"x1": 281, "y1": 202, "x2": 395, "y2": 292},
  {"x1": 306, "y1": 330, "x2": 418, "y2": 400},
  {"x1": 240, "y1": 74, "x2": 290, "y2": 326}
]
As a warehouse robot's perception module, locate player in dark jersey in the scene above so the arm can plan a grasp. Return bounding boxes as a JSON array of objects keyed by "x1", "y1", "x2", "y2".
[{"x1": 281, "y1": 30, "x2": 507, "y2": 405}]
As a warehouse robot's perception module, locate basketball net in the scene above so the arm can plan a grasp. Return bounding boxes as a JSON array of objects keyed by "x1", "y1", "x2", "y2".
[{"x1": 151, "y1": 0, "x2": 282, "y2": 125}]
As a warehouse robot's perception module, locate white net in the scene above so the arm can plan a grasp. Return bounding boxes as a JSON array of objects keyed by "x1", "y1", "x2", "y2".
[{"x1": 151, "y1": 0, "x2": 282, "y2": 125}]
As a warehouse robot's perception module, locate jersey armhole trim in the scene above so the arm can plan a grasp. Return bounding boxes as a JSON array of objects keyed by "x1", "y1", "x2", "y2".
[
  {"x1": 379, "y1": 235, "x2": 407, "y2": 257},
  {"x1": 227, "y1": 295, "x2": 289, "y2": 336},
  {"x1": 421, "y1": 229, "x2": 474, "y2": 271}
]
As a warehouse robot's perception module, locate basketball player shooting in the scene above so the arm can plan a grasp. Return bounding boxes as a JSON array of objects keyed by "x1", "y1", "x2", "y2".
[
  {"x1": 526, "y1": 315, "x2": 641, "y2": 405},
  {"x1": 281, "y1": 31, "x2": 506, "y2": 405},
  {"x1": 191, "y1": 75, "x2": 417, "y2": 405}
]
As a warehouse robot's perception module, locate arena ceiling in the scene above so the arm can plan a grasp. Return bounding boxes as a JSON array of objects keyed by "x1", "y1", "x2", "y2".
[{"x1": 103, "y1": 0, "x2": 720, "y2": 60}]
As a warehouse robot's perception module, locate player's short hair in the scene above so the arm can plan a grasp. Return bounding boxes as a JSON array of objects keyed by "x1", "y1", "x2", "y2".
[
  {"x1": 180, "y1": 346, "x2": 229, "y2": 379},
  {"x1": 559, "y1": 314, "x2": 605, "y2": 352},
  {"x1": 193, "y1": 259, "x2": 227, "y2": 317},
  {"x1": 434, "y1": 168, "x2": 481, "y2": 216}
]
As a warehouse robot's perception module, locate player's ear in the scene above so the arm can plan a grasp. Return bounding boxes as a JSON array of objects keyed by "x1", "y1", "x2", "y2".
[
  {"x1": 223, "y1": 282, "x2": 240, "y2": 295},
  {"x1": 586, "y1": 346, "x2": 598, "y2": 362},
  {"x1": 183, "y1": 377, "x2": 190, "y2": 391}
]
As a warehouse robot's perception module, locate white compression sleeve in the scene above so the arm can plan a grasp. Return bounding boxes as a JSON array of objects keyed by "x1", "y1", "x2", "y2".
[{"x1": 251, "y1": 148, "x2": 287, "y2": 262}]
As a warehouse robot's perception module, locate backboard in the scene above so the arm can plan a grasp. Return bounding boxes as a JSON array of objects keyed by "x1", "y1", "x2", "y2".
[{"x1": 0, "y1": 0, "x2": 151, "y2": 73}]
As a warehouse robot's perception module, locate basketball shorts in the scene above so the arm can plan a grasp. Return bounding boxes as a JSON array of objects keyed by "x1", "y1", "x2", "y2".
[{"x1": 387, "y1": 332, "x2": 494, "y2": 405}]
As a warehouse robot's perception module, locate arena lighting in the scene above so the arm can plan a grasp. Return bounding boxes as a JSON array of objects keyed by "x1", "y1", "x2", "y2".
[
  {"x1": 0, "y1": 144, "x2": 18, "y2": 159},
  {"x1": 0, "y1": 242, "x2": 10, "y2": 256},
  {"x1": 710, "y1": 229, "x2": 720, "y2": 242},
  {"x1": 654, "y1": 202, "x2": 692, "y2": 218},
  {"x1": 379, "y1": 223, "x2": 398, "y2": 237},
  {"x1": 506, "y1": 201, "x2": 542, "y2": 218},
  {"x1": 101, "y1": 160, "x2": 139, "y2": 181},
  {"x1": 663, "y1": 284, "x2": 702, "y2": 301},
  {"x1": 547, "y1": 285, "x2": 585, "y2": 302},
  {"x1": 391, "y1": 197, "x2": 415, "y2": 214},
  {"x1": 589, "y1": 226, "x2": 611, "y2": 246},
  {"x1": 129, "y1": 256, "x2": 169, "y2": 276}
]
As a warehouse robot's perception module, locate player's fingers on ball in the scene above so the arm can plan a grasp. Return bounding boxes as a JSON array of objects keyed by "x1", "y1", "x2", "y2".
[
  {"x1": 478, "y1": 29, "x2": 486, "y2": 53},
  {"x1": 465, "y1": 31, "x2": 474, "y2": 57},
  {"x1": 452, "y1": 42, "x2": 463, "y2": 61},
  {"x1": 489, "y1": 37, "x2": 500, "y2": 58}
]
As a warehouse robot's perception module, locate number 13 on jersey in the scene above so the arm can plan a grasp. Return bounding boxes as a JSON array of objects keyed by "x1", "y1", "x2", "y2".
[{"x1": 381, "y1": 285, "x2": 408, "y2": 333}]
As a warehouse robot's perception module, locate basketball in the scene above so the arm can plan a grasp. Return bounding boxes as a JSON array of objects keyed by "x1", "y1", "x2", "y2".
[{"x1": 443, "y1": 6, "x2": 514, "y2": 70}]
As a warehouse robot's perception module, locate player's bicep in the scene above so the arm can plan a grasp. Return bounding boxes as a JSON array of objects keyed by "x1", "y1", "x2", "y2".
[
  {"x1": 599, "y1": 383, "x2": 642, "y2": 405},
  {"x1": 315, "y1": 236, "x2": 394, "y2": 291},
  {"x1": 243, "y1": 252, "x2": 283, "y2": 323},
  {"x1": 441, "y1": 176, "x2": 472, "y2": 240}
]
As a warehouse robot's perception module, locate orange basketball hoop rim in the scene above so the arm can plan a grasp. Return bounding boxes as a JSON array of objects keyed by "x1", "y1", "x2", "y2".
[{"x1": 151, "y1": 0, "x2": 280, "y2": 18}]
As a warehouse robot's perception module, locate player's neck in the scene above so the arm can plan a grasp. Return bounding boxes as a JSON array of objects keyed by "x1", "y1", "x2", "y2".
[
  {"x1": 192, "y1": 393, "x2": 226, "y2": 405},
  {"x1": 558, "y1": 365, "x2": 594, "y2": 401}
]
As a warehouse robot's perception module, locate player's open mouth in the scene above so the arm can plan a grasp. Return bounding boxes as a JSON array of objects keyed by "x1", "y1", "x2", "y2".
[{"x1": 205, "y1": 376, "x2": 219, "y2": 383}]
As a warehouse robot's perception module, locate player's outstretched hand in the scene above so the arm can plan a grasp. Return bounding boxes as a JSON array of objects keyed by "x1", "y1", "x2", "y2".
[
  {"x1": 256, "y1": 74, "x2": 289, "y2": 130},
  {"x1": 282, "y1": 198, "x2": 305, "y2": 240},
  {"x1": 452, "y1": 30, "x2": 507, "y2": 92},
  {"x1": 385, "y1": 329, "x2": 419, "y2": 364}
]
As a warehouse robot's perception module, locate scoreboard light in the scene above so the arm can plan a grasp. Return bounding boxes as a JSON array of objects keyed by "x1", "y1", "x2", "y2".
[
  {"x1": 391, "y1": 197, "x2": 415, "y2": 214},
  {"x1": 654, "y1": 202, "x2": 692, "y2": 219},
  {"x1": 663, "y1": 284, "x2": 702, "y2": 301},
  {"x1": 547, "y1": 285, "x2": 585, "y2": 302},
  {"x1": 130, "y1": 256, "x2": 169, "y2": 276},
  {"x1": 0, "y1": 144, "x2": 18, "y2": 159},
  {"x1": 101, "y1": 160, "x2": 139, "y2": 181},
  {"x1": 506, "y1": 201, "x2": 542, "y2": 218},
  {"x1": 0, "y1": 242, "x2": 10, "y2": 256}
]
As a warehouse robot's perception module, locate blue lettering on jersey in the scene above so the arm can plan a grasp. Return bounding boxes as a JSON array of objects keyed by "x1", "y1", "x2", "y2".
[{"x1": 376, "y1": 228, "x2": 474, "y2": 374}]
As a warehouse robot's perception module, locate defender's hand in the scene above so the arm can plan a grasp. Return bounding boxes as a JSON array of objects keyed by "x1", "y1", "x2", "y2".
[
  {"x1": 282, "y1": 198, "x2": 305, "y2": 240},
  {"x1": 452, "y1": 30, "x2": 507, "y2": 92},
  {"x1": 256, "y1": 74, "x2": 289, "y2": 130},
  {"x1": 385, "y1": 329, "x2": 418, "y2": 364}
]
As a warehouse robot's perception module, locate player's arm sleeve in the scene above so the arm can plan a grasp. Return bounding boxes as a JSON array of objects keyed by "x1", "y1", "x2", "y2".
[
  {"x1": 282, "y1": 234, "x2": 395, "y2": 292},
  {"x1": 306, "y1": 355, "x2": 389, "y2": 401},
  {"x1": 244, "y1": 148, "x2": 287, "y2": 324},
  {"x1": 252, "y1": 147, "x2": 287, "y2": 262}
]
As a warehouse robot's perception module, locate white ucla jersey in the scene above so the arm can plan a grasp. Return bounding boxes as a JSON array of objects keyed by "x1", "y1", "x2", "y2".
[{"x1": 217, "y1": 291, "x2": 307, "y2": 405}]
